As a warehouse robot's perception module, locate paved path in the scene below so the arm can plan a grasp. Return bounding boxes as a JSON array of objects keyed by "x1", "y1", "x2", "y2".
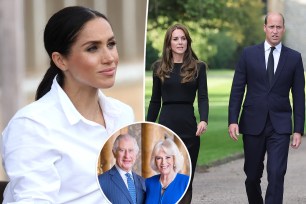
[{"x1": 192, "y1": 142, "x2": 306, "y2": 204}]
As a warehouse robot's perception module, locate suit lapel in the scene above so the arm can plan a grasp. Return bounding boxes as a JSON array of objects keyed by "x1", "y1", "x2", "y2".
[
  {"x1": 132, "y1": 172, "x2": 143, "y2": 204},
  {"x1": 110, "y1": 167, "x2": 133, "y2": 204},
  {"x1": 271, "y1": 45, "x2": 288, "y2": 88},
  {"x1": 257, "y1": 43, "x2": 269, "y2": 87}
]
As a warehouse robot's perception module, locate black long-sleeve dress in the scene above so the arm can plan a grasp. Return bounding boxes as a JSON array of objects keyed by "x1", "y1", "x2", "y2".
[
  {"x1": 147, "y1": 62, "x2": 209, "y2": 136},
  {"x1": 147, "y1": 61, "x2": 209, "y2": 193}
]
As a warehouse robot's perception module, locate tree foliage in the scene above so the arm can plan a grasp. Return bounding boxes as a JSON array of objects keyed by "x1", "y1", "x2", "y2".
[
  {"x1": 146, "y1": 0, "x2": 264, "y2": 69},
  {"x1": 146, "y1": 38, "x2": 160, "y2": 71}
]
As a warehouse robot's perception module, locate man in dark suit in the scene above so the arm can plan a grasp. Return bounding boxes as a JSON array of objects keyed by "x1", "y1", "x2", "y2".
[
  {"x1": 98, "y1": 134, "x2": 145, "y2": 204},
  {"x1": 228, "y1": 12, "x2": 305, "y2": 204}
]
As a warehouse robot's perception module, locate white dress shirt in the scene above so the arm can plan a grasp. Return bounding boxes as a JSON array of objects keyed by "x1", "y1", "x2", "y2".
[
  {"x1": 114, "y1": 164, "x2": 134, "y2": 189},
  {"x1": 1, "y1": 77, "x2": 134, "y2": 204},
  {"x1": 264, "y1": 40, "x2": 282, "y2": 73}
]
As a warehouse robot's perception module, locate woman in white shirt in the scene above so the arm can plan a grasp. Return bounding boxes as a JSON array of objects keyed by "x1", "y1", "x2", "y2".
[{"x1": 1, "y1": 6, "x2": 134, "y2": 204}]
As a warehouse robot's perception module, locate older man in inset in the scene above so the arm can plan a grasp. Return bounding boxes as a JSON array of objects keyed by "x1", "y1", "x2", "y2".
[{"x1": 98, "y1": 134, "x2": 145, "y2": 204}]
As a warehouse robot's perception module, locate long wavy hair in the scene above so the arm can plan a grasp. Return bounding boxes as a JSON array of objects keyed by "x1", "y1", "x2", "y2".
[
  {"x1": 155, "y1": 24, "x2": 199, "y2": 83},
  {"x1": 35, "y1": 6, "x2": 109, "y2": 100}
]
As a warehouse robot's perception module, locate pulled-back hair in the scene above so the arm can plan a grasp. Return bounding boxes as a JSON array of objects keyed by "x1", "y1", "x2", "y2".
[{"x1": 35, "y1": 6, "x2": 109, "y2": 100}]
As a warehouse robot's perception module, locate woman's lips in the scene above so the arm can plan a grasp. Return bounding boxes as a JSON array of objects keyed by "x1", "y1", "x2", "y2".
[{"x1": 98, "y1": 68, "x2": 116, "y2": 76}]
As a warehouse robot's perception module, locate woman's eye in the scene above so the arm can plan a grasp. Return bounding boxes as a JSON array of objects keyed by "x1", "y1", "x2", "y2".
[
  {"x1": 108, "y1": 41, "x2": 117, "y2": 49},
  {"x1": 87, "y1": 45, "x2": 98, "y2": 52}
]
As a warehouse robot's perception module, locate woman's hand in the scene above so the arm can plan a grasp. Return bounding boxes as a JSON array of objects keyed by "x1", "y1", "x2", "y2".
[{"x1": 196, "y1": 121, "x2": 207, "y2": 136}]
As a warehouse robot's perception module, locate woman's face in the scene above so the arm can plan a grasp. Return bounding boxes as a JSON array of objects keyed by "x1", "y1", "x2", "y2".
[
  {"x1": 155, "y1": 150, "x2": 175, "y2": 176},
  {"x1": 61, "y1": 17, "x2": 119, "y2": 90},
  {"x1": 170, "y1": 28, "x2": 187, "y2": 56}
]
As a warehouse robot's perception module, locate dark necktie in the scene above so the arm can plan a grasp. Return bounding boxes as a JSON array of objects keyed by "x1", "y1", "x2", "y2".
[
  {"x1": 125, "y1": 173, "x2": 136, "y2": 204},
  {"x1": 267, "y1": 47, "x2": 275, "y2": 86}
]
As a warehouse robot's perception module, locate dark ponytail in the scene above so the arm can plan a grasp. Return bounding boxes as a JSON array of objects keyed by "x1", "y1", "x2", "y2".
[
  {"x1": 35, "y1": 6, "x2": 109, "y2": 100},
  {"x1": 35, "y1": 62, "x2": 63, "y2": 100}
]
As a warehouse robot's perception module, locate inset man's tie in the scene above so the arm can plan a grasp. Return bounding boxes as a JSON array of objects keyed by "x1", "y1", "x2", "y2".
[
  {"x1": 125, "y1": 173, "x2": 136, "y2": 204},
  {"x1": 267, "y1": 47, "x2": 275, "y2": 86}
]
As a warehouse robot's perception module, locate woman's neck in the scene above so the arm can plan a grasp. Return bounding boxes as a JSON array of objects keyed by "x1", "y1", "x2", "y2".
[
  {"x1": 160, "y1": 171, "x2": 177, "y2": 186},
  {"x1": 63, "y1": 82, "x2": 105, "y2": 126},
  {"x1": 172, "y1": 53, "x2": 184, "y2": 63}
]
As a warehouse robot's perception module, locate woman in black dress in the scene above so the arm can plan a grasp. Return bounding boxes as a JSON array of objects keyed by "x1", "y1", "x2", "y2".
[{"x1": 147, "y1": 24, "x2": 209, "y2": 203}]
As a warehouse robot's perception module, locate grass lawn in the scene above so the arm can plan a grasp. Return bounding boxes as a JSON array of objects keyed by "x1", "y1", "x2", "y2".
[{"x1": 145, "y1": 69, "x2": 244, "y2": 167}]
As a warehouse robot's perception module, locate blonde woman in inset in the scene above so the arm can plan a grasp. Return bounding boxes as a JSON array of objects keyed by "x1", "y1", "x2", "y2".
[{"x1": 145, "y1": 138, "x2": 189, "y2": 204}]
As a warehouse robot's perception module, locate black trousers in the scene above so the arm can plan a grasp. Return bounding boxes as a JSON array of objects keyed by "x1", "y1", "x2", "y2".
[
  {"x1": 243, "y1": 116, "x2": 290, "y2": 204},
  {"x1": 180, "y1": 136, "x2": 200, "y2": 204}
]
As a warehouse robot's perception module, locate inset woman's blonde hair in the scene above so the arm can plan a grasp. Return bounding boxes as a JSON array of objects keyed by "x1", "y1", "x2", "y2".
[{"x1": 150, "y1": 138, "x2": 184, "y2": 173}]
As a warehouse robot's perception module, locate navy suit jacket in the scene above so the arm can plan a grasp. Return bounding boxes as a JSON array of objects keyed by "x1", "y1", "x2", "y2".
[
  {"x1": 229, "y1": 43, "x2": 305, "y2": 135},
  {"x1": 98, "y1": 166, "x2": 146, "y2": 204}
]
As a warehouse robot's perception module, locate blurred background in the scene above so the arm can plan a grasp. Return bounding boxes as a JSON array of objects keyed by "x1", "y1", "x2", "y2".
[
  {"x1": 146, "y1": 0, "x2": 306, "y2": 70},
  {"x1": 0, "y1": 0, "x2": 147, "y2": 180},
  {"x1": 145, "y1": 0, "x2": 306, "y2": 168}
]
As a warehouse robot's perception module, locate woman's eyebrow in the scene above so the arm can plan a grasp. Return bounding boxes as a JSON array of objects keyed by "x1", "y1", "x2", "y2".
[{"x1": 81, "y1": 36, "x2": 116, "y2": 47}]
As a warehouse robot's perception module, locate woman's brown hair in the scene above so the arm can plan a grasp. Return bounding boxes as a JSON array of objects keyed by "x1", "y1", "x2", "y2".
[{"x1": 155, "y1": 24, "x2": 200, "y2": 83}]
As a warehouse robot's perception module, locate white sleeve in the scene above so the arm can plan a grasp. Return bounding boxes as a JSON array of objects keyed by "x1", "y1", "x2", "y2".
[{"x1": 2, "y1": 118, "x2": 61, "y2": 203}]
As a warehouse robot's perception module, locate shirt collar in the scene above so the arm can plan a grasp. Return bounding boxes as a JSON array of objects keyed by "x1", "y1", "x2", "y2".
[
  {"x1": 52, "y1": 77, "x2": 83, "y2": 125},
  {"x1": 52, "y1": 77, "x2": 124, "y2": 126},
  {"x1": 115, "y1": 164, "x2": 133, "y2": 176},
  {"x1": 97, "y1": 90, "x2": 124, "y2": 118},
  {"x1": 264, "y1": 40, "x2": 282, "y2": 52}
]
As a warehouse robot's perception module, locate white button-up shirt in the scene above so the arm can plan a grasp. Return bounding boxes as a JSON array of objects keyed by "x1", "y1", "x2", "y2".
[
  {"x1": 1, "y1": 77, "x2": 134, "y2": 204},
  {"x1": 264, "y1": 40, "x2": 282, "y2": 73}
]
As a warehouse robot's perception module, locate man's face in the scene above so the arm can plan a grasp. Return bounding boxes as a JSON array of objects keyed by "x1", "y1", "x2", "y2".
[
  {"x1": 264, "y1": 13, "x2": 285, "y2": 47},
  {"x1": 114, "y1": 138, "x2": 137, "y2": 172}
]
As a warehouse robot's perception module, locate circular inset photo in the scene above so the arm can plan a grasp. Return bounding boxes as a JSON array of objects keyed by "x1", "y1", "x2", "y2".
[{"x1": 96, "y1": 122, "x2": 191, "y2": 204}]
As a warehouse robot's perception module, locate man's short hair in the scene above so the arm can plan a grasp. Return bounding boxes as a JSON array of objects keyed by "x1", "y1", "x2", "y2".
[
  {"x1": 264, "y1": 12, "x2": 285, "y2": 25},
  {"x1": 112, "y1": 134, "x2": 140, "y2": 154}
]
